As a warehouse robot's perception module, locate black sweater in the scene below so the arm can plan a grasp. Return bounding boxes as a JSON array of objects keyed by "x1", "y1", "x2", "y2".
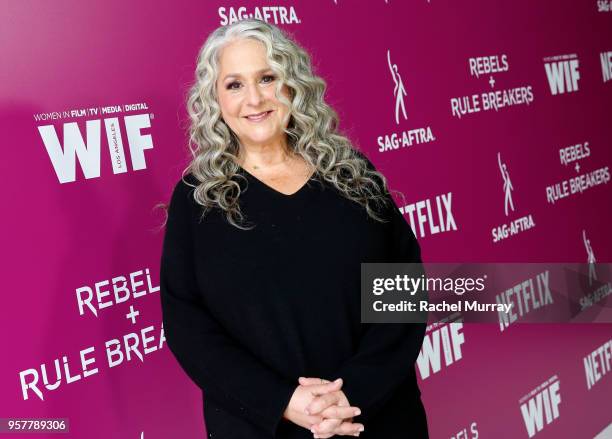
[{"x1": 160, "y1": 156, "x2": 428, "y2": 439}]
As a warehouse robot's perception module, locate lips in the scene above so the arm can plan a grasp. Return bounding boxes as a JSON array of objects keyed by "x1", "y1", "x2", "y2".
[{"x1": 245, "y1": 110, "x2": 273, "y2": 121}]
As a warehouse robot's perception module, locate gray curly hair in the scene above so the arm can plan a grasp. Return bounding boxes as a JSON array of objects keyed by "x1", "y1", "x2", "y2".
[{"x1": 162, "y1": 18, "x2": 401, "y2": 230}]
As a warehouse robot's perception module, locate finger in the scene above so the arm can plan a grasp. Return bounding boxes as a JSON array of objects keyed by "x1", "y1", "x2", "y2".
[
  {"x1": 333, "y1": 421, "x2": 365, "y2": 436},
  {"x1": 311, "y1": 417, "x2": 342, "y2": 436},
  {"x1": 320, "y1": 404, "x2": 361, "y2": 420},
  {"x1": 304, "y1": 414, "x2": 325, "y2": 425},
  {"x1": 299, "y1": 377, "x2": 331, "y2": 385},
  {"x1": 308, "y1": 378, "x2": 343, "y2": 397},
  {"x1": 302, "y1": 377, "x2": 340, "y2": 390},
  {"x1": 306, "y1": 392, "x2": 340, "y2": 415},
  {"x1": 315, "y1": 421, "x2": 362, "y2": 439},
  {"x1": 306, "y1": 392, "x2": 341, "y2": 415}
]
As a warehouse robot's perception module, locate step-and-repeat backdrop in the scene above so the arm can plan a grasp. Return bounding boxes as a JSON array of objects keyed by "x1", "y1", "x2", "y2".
[{"x1": 1, "y1": 1, "x2": 611, "y2": 438}]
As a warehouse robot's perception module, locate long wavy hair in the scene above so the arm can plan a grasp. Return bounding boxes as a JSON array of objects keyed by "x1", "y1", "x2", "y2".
[{"x1": 159, "y1": 19, "x2": 403, "y2": 230}]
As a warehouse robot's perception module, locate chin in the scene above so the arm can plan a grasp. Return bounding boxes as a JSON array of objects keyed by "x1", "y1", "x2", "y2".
[{"x1": 245, "y1": 132, "x2": 282, "y2": 144}]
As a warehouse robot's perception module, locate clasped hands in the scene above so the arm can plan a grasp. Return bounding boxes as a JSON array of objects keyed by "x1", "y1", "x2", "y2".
[{"x1": 283, "y1": 377, "x2": 365, "y2": 438}]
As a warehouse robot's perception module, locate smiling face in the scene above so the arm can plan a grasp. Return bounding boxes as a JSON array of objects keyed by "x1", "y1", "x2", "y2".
[{"x1": 216, "y1": 38, "x2": 292, "y2": 151}]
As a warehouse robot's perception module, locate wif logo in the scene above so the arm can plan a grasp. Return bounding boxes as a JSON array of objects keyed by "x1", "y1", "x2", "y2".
[
  {"x1": 519, "y1": 377, "x2": 561, "y2": 438},
  {"x1": 38, "y1": 114, "x2": 153, "y2": 183},
  {"x1": 543, "y1": 54, "x2": 580, "y2": 95},
  {"x1": 416, "y1": 322, "x2": 465, "y2": 379}
]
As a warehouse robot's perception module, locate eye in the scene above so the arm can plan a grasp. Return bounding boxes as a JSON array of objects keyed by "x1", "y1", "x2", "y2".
[{"x1": 225, "y1": 74, "x2": 276, "y2": 91}]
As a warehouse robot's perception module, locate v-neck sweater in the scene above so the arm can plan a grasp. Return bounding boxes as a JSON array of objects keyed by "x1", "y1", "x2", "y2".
[{"x1": 160, "y1": 155, "x2": 428, "y2": 438}]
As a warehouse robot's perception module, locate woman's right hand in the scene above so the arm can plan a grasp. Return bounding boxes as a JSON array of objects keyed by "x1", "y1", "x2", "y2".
[{"x1": 283, "y1": 378, "x2": 364, "y2": 436}]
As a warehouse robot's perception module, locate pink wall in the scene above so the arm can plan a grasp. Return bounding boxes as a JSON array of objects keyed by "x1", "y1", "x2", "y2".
[{"x1": 1, "y1": 1, "x2": 610, "y2": 437}]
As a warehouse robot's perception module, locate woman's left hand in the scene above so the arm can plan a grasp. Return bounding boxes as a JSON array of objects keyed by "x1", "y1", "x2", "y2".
[{"x1": 298, "y1": 377, "x2": 364, "y2": 438}]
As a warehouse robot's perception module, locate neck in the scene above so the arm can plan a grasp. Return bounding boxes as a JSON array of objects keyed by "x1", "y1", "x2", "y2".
[{"x1": 237, "y1": 138, "x2": 293, "y2": 169}]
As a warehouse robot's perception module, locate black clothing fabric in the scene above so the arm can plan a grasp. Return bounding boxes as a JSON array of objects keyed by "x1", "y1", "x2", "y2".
[{"x1": 160, "y1": 156, "x2": 428, "y2": 438}]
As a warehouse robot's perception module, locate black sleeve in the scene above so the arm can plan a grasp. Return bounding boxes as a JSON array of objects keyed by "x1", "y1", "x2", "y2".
[
  {"x1": 159, "y1": 177, "x2": 297, "y2": 436},
  {"x1": 333, "y1": 154, "x2": 427, "y2": 423}
]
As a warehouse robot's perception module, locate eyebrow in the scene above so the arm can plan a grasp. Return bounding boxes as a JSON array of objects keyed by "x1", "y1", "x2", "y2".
[{"x1": 222, "y1": 68, "x2": 274, "y2": 81}]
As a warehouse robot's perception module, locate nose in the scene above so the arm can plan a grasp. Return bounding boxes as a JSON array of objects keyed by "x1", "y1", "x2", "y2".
[{"x1": 245, "y1": 83, "x2": 264, "y2": 107}]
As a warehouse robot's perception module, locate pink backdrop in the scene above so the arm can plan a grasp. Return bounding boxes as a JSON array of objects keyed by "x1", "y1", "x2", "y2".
[{"x1": 1, "y1": 1, "x2": 611, "y2": 438}]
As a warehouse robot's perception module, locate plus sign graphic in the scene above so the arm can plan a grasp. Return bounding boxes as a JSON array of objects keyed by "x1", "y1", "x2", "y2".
[
  {"x1": 489, "y1": 76, "x2": 496, "y2": 88},
  {"x1": 126, "y1": 305, "x2": 140, "y2": 324},
  {"x1": 575, "y1": 162, "x2": 580, "y2": 173}
]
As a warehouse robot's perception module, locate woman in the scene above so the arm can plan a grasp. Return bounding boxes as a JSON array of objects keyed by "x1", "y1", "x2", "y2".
[{"x1": 160, "y1": 19, "x2": 428, "y2": 439}]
